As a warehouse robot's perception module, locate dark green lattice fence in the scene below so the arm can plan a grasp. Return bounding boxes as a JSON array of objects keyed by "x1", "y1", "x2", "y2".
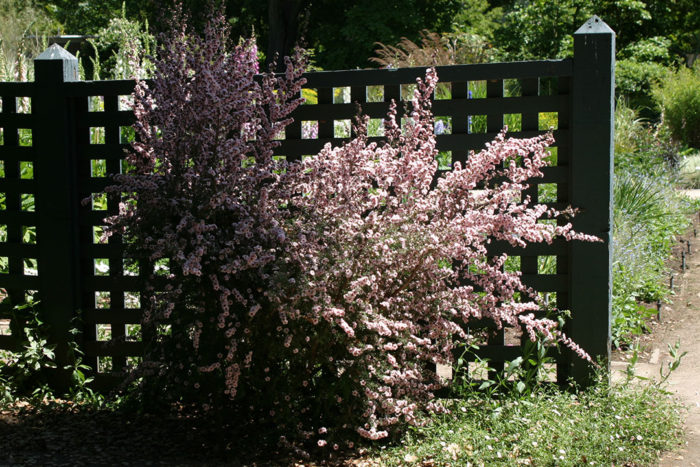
[{"x1": 0, "y1": 17, "x2": 614, "y2": 390}]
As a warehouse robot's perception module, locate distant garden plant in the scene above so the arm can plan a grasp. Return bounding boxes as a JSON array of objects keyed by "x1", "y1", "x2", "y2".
[
  {"x1": 611, "y1": 98, "x2": 695, "y2": 347},
  {"x1": 105, "y1": 5, "x2": 597, "y2": 453},
  {"x1": 654, "y1": 64, "x2": 700, "y2": 148}
]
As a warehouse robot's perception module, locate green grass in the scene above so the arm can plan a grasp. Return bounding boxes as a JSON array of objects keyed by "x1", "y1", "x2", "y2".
[{"x1": 366, "y1": 378, "x2": 684, "y2": 466}]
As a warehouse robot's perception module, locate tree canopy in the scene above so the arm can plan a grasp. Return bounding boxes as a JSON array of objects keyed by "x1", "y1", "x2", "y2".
[{"x1": 19, "y1": 0, "x2": 700, "y2": 72}]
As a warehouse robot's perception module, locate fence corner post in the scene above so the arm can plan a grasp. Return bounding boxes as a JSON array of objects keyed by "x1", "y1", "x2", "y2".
[
  {"x1": 33, "y1": 44, "x2": 81, "y2": 391},
  {"x1": 568, "y1": 16, "x2": 615, "y2": 386}
]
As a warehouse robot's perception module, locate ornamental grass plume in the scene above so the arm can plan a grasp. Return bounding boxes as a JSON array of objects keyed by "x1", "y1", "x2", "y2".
[{"x1": 105, "y1": 4, "x2": 597, "y2": 453}]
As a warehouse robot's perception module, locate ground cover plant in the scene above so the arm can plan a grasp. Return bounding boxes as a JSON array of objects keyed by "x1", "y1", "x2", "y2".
[
  {"x1": 366, "y1": 374, "x2": 684, "y2": 466},
  {"x1": 0, "y1": 366, "x2": 684, "y2": 465},
  {"x1": 96, "y1": 4, "x2": 604, "y2": 455}
]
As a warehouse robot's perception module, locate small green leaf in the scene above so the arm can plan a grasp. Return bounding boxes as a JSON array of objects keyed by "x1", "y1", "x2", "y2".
[{"x1": 479, "y1": 381, "x2": 494, "y2": 390}]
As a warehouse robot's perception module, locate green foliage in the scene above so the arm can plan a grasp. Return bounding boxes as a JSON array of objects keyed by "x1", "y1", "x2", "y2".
[
  {"x1": 371, "y1": 372, "x2": 683, "y2": 466},
  {"x1": 0, "y1": 301, "x2": 101, "y2": 406},
  {"x1": 614, "y1": 98, "x2": 646, "y2": 156},
  {"x1": 614, "y1": 99, "x2": 682, "y2": 173},
  {"x1": 494, "y1": 0, "x2": 591, "y2": 60},
  {"x1": 616, "y1": 59, "x2": 670, "y2": 113},
  {"x1": 450, "y1": 0, "x2": 501, "y2": 41},
  {"x1": 371, "y1": 30, "x2": 495, "y2": 68},
  {"x1": 0, "y1": 0, "x2": 55, "y2": 81},
  {"x1": 612, "y1": 97, "x2": 692, "y2": 346},
  {"x1": 654, "y1": 64, "x2": 700, "y2": 148},
  {"x1": 310, "y1": 0, "x2": 462, "y2": 69},
  {"x1": 590, "y1": 0, "x2": 651, "y2": 50},
  {"x1": 611, "y1": 99, "x2": 694, "y2": 346},
  {"x1": 452, "y1": 337, "x2": 558, "y2": 400},
  {"x1": 624, "y1": 340, "x2": 687, "y2": 388},
  {"x1": 615, "y1": 35, "x2": 675, "y2": 114},
  {"x1": 0, "y1": 301, "x2": 57, "y2": 399},
  {"x1": 35, "y1": 0, "x2": 145, "y2": 34},
  {"x1": 87, "y1": 3, "x2": 155, "y2": 80},
  {"x1": 492, "y1": 0, "x2": 697, "y2": 69},
  {"x1": 611, "y1": 286, "x2": 656, "y2": 348},
  {"x1": 642, "y1": 0, "x2": 700, "y2": 62},
  {"x1": 612, "y1": 169, "x2": 692, "y2": 346},
  {"x1": 27, "y1": 0, "x2": 700, "y2": 75},
  {"x1": 619, "y1": 36, "x2": 674, "y2": 65}
]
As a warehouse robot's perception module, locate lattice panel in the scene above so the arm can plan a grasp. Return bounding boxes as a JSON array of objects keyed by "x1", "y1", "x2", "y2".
[
  {"x1": 0, "y1": 85, "x2": 39, "y2": 352},
  {"x1": 276, "y1": 63, "x2": 574, "y2": 382},
  {"x1": 72, "y1": 81, "x2": 143, "y2": 383},
  {"x1": 2, "y1": 61, "x2": 581, "y2": 386},
  {"x1": 64, "y1": 64, "x2": 577, "y2": 385},
  {"x1": 0, "y1": 24, "x2": 616, "y2": 389}
]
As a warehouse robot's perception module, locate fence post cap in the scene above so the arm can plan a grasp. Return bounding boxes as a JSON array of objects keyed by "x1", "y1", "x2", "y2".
[
  {"x1": 575, "y1": 16, "x2": 615, "y2": 35},
  {"x1": 35, "y1": 43, "x2": 78, "y2": 62},
  {"x1": 34, "y1": 43, "x2": 79, "y2": 82}
]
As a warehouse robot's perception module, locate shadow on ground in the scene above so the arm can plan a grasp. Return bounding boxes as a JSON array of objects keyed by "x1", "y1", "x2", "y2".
[{"x1": 0, "y1": 406, "x2": 287, "y2": 466}]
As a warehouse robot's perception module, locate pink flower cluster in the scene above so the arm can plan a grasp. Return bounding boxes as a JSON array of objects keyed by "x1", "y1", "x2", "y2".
[
  {"x1": 105, "y1": 5, "x2": 597, "y2": 451},
  {"x1": 103, "y1": 4, "x2": 311, "y2": 430},
  {"x1": 270, "y1": 68, "x2": 597, "y2": 440}
]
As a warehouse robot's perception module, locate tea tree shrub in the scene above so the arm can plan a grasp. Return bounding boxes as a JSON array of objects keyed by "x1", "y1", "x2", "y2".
[
  {"x1": 108, "y1": 6, "x2": 596, "y2": 452},
  {"x1": 104, "y1": 4, "x2": 307, "y2": 434},
  {"x1": 274, "y1": 70, "x2": 596, "y2": 445}
]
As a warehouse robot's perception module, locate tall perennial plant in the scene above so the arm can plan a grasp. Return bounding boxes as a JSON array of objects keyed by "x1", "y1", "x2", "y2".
[{"x1": 105, "y1": 7, "x2": 597, "y2": 452}]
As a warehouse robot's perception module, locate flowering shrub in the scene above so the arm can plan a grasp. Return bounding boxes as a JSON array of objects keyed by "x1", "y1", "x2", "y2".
[
  {"x1": 273, "y1": 69, "x2": 596, "y2": 445},
  {"x1": 104, "y1": 6, "x2": 308, "y2": 422},
  {"x1": 106, "y1": 6, "x2": 597, "y2": 453}
]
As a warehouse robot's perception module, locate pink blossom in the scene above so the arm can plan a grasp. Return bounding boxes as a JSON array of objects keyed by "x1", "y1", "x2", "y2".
[{"x1": 107, "y1": 14, "x2": 597, "y2": 448}]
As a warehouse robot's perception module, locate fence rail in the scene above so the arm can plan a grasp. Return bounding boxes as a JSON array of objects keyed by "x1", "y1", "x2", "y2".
[{"x1": 0, "y1": 16, "x2": 614, "y2": 390}]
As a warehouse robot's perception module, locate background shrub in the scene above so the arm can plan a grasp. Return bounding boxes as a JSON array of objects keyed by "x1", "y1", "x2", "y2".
[
  {"x1": 615, "y1": 59, "x2": 669, "y2": 116},
  {"x1": 654, "y1": 64, "x2": 700, "y2": 148},
  {"x1": 86, "y1": 5, "x2": 155, "y2": 80},
  {"x1": 615, "y1": 36, "x2": 675, "y2": 115},
  {"x1": 614, "y1": 98, "x2": 682, "y2": 172}
]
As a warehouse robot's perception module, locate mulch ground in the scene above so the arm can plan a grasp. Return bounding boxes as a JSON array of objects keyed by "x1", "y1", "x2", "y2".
[
  {"x1": 0, "y1": 402, "x2": 273, "y2": 466},
  {"x1": 0, "y1": 400, "x2": 365, "y2": 466}
]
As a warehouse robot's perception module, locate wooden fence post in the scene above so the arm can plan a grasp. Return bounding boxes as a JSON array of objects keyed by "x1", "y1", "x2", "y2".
[
  {"x1": 568, "y1": 16, "x2": 615, "y2": 385},
  {"x1": 33, "y1": 44, "x2": 81, "y2": 390}
]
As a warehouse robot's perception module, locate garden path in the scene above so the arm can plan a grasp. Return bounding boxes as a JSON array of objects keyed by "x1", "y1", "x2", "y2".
[{"x1": 612, "y1": 190, "x2": 700, "y2": 466}]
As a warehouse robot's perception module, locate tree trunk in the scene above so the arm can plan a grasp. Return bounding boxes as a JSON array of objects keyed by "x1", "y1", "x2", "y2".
[{"x1": 266, "y1": 0, "x2": 306, "y2": 71}]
